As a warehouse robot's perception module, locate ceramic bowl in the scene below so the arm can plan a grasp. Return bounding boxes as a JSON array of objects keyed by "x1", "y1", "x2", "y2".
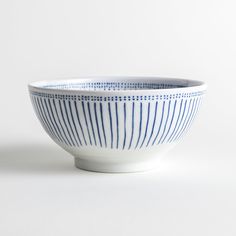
[{"x1": 29, "y1": 77, "x2": 206, "y2": 172}]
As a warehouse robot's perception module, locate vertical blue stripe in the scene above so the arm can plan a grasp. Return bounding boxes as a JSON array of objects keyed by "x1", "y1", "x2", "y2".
[
  {"x1": 115, "y1": 102, "x2": 119, "y2": 149},
  {"x1": 152, "y1": 101, "x2": 165, "y2": 145},
  {"x1": 52, "y1": 99, "x2": 72, "y2": 146},
  {"x1": 108, "y1": 102, "x2": 113, "y2": 149},
  {"x1": 158, "y1": 100, "x2": 171, "y2": 144},
  {"x1": 175, "y1": 98, "x2": 196, "y2": 141},
  {"x1": 87, "y1": 102, "x2": 97, "y2": 146},
  {"x1": 190, "y1": 97, "x2": 202, "y2": 126},
  {"x1": 140, "y1": 102, "x2": 150, "y2": 148},
  {"x1": 59, "y1": 100, "x2": 76, "y2": 146},
  {"x1": 167, "y1": 99, "x2": 184, "y2": 143},
  {"x1": 63, "y1": 100, "x2": 79, "y2": 146},
  {"x1": 33, "y1": 97, "x2": 53, "y2": 140},
  {"x1": 45, "y1": 98, "x2": 68, "y2": 145},
  {"x1": 38, "y1": 98, "x2": 61, "y2": 143},
  {"x1": 128, "y1": 102, "x2": 135, "y2": 149},
  {"x1": 161, "y1": 100, "x2": 177, "y2": 143},
  {"x1": 67, "y1": 100, "x2": 82, "y2": 146},
  {"x1": 122, "y1": 102, "x2": 127, "y2": 149},
  {"x1": 177, "y1": 97, "x2": 201, "y2": 141},
  {"x1": 31, "y1": 97, "x2": 44, "y2": 129},
  {"x1": 135, "y1": 102, "x2": 143, "y2": 149},
  {"x1": 100, "y1": 102, "x2": 107, "y2": 147},
  {"x1": 189, "y1": 97, "x2": 202, "y2": 127},
  {"x1": 48, "y1": 99, "x2": 68, "y2": 145},
  {"x1": 73, "y1": 101, "x2": 87, "y2": 145},
  {"x1": 32, "y1": 97, "x2": 49, "y2": 133},
  {"x1": 82, "y1": 101, "x2": 92, "y2": 145},
  {"x1": 168, "y1": 99, "x2": 187, "y2": 143},
  {"x1": 181, "y1": 98, "x2": 199, "y2": 139},
  {"x1": 37, "y1": 98, "x2": 56, "y2": 138},
  {"x1": 94, "y1": 103, "x2": 102, "y2": 147},
  {"x1": 146, "y1": 101, "x2": 158, "y2": 147},
  {"x1": 60, "y1": 99, "x2": 77, "y2": 146},
  {"x1": 173, "y1": 99, "x2": 192, "y2": 142},
  {"x1": 44, "y1": 99, "x2": 64, "y2": 144}
]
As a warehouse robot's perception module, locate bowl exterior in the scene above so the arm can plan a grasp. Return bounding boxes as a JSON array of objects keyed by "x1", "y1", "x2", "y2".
[{"x1": 29, "y1": 81, "x2": 206, "y2": 172}]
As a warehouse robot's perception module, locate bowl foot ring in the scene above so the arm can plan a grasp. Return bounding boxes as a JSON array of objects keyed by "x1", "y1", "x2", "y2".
[{"x1": 74, "y1": 157, "x2": 159, "y2": 173}]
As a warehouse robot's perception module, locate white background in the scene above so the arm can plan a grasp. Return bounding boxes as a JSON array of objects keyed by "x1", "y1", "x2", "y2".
[{"x1": 0, "y1": 0, "x2": 236, "y2": 235}]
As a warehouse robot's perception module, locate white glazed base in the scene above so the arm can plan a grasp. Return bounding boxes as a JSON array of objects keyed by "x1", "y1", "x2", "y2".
[{"x1": 74, "y1": 157, "x2": 161, "y2": 173}]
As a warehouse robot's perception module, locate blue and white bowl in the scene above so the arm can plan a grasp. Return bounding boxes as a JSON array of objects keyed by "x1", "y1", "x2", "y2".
[{"x1": 29, "y1": 77, "x2": 206, "y2": 172}]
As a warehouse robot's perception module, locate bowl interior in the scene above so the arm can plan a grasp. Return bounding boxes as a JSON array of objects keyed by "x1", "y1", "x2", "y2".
[{"x1": 30, "y1": 77, "x2": 204, "y2": 92}]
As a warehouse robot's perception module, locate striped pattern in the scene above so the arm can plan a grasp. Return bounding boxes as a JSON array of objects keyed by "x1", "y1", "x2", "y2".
[{"x1": 31, "y1": 94, "x2": 203, "y2": 149}]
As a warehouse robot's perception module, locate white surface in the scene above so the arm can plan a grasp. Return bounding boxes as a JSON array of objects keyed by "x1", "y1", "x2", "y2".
[{"x1": 0, "y1": 0, "x2": 235, "y2": 235}]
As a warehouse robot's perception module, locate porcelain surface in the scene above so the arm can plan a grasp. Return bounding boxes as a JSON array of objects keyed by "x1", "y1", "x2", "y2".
[{"x1": 29, "y1": 77, "x2": 206, "y2": 172}]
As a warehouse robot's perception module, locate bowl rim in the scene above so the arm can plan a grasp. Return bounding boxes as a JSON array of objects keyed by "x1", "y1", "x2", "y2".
[{"x1": 28, "y1": 76, "x2": 207, "y2": 94}]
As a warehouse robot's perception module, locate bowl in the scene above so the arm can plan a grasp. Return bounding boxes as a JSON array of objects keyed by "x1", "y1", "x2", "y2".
[{"x1": 28, "y1": 77, "x2": 206, "y2": 173}]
